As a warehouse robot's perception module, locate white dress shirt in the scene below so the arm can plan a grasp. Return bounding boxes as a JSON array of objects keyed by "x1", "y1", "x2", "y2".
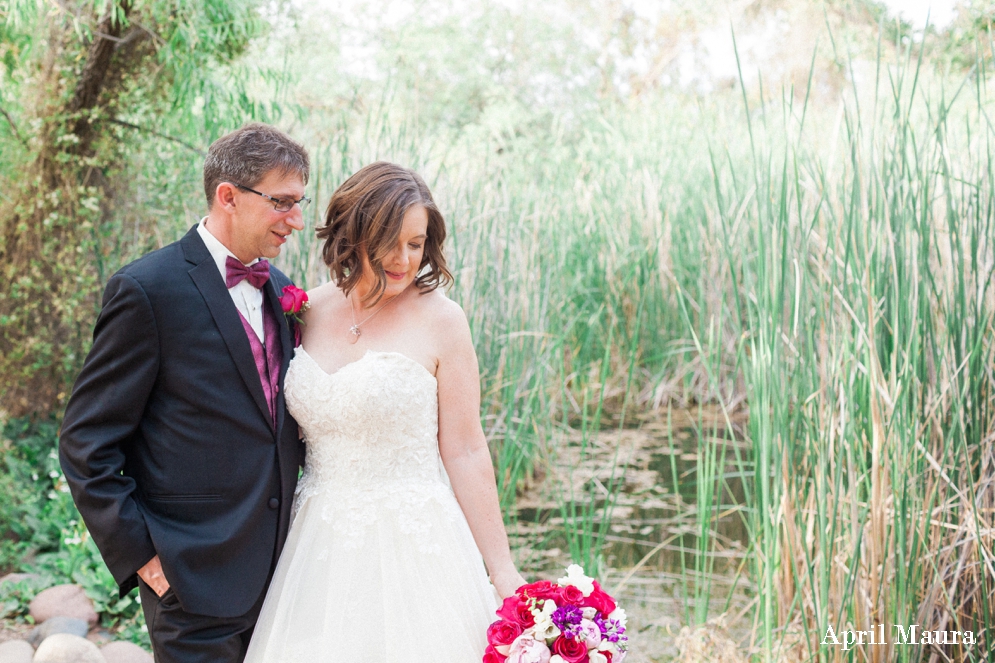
[{"x1": 197, "y1": 219, "x2": 266, "y2": 342}]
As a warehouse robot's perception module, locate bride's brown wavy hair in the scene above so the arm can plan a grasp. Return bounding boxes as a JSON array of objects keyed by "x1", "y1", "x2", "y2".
[{"x1": 317, "y1": 162, "x2": 453, "y2": 304}]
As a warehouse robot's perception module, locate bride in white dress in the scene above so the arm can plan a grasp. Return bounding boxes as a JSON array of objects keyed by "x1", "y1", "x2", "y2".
[{"x1": 244, "y1": 162, "x2": 526, "y2": 662}]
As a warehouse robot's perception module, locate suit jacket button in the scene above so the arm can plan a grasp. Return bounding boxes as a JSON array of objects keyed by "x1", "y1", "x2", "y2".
[{"x1": 268, "y1": 498, "x2": 279, "y2": 509}]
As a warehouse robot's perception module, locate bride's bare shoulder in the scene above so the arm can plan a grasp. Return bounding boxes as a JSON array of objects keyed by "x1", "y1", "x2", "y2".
[
  {"x1": 417, "y1": 287, "x2": 464, "y2": 317},
  {"x1": 306, "y1": 282, "x2": 344, "y2": 306},
  {"x1": 417, "y1": 288, "x2": 471, "y2": 344},
  {"x1": 302, "y1": 282, "x2": 344, "y2": 321}
]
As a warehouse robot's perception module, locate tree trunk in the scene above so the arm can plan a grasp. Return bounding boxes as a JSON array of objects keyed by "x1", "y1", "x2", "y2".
[{"x1": 0, "y1": 2, "x2": 137, "y2": 416}]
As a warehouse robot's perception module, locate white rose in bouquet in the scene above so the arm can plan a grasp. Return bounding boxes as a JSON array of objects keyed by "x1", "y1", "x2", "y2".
[{"x1": 556, "y1": 564, "x2": 595, "y2": 597}]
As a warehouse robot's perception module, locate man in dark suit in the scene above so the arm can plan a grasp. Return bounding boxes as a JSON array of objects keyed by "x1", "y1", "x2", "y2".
[{"x1": 60, "y1": 123, "x2": 310, "y2": 662}]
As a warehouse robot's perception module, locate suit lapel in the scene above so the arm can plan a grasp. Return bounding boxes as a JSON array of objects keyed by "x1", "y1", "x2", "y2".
[
  {"x1": 182, "y1": 227, "x2": 272, "y2": 428},
  {"x1": 262, "y1": 279, "x2": 293, "y2": 436}
]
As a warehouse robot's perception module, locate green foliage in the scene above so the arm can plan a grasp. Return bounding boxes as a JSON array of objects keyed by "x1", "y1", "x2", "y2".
[
  {"x1": 0, "y1": 418, "x2": 75, "y2": 571},
  {"x1": 939, "y1": 1, "x2": 995, "y2": 68},
  {"x1": 273, "y1": 6, "x2": 995, "y2": 656},
  {"x1": 0, "y1": 575, "x2": 53, "y2": 622},
  {"x1": 0, "y1": 417, "x2": 147, "y2": 643},
  {"x1": 0, "y1": 0, "x2": 285, "y2": 416},
  {"x1": 33, "y1": 534, "x2": 147, "y2": 643},
  {"x1": 3, "y1": 2, "x2": 995, "y2": 658}
]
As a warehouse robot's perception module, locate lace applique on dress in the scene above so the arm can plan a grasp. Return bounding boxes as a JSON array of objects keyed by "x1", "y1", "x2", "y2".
[
  {"x1": 287, "y1": 349, "x2": 459, "y2": 553},
  {"x1": 243, "y1": 347, "x2": 499, "y2": 663}
]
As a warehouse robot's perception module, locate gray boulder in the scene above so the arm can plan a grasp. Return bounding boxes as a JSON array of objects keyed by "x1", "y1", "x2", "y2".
[
  {"x1": 28, "y1": 616, "x2": 90, "y2": 647},
  {"x1": 99, "y1": 642, "x2": 153, "y2": 663},
  {"x1": 32, "y1": 634, "x2": 106, "y2": 663},
  {"x1": 28, "y1": 585, "x2": 98, "y2": 626},
  {"x1": 0, "y1": 639, "x2": 33, "y2": 663}
]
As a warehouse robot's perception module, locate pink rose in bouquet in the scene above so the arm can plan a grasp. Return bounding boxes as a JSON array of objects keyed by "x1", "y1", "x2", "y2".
[
  {"x1": 576, "y1": 619, "x2": 602, "y2": 649},
  {"x1": 507, "y1": 633, "x2": 552, "y2": 663},
  {"x1": 552, "y1": 634, "x2": 590, "y2": 663},
  {"x1": 488, "y1": 620, "x2": 523, "y2": 655},
  {"x1": 496, "y1": 595, "x2": 536, "y2": 629},
  {"x1": 581, "y1": 581, "x2": 616, "y2": 615},
  {"x1": 558, "y1": 584, "x2": 585, "y2": 606},
  {"x1": 521, "y1": 580, "x2": 560, "y2": 601},
  {"x1": 483, "y1": 644, "x2": 506, "y2": 663},
  {"x1": 482, "y1": 566, "x2": 628, "y2": 663}
]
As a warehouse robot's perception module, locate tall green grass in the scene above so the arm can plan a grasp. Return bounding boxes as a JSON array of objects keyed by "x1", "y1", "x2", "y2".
[
  {"x1": 276, "y1": 31, "x2": 994, "y2": 660},
  {"x1": 692, "y1": 32, "x2": 995, "y2": 662}
]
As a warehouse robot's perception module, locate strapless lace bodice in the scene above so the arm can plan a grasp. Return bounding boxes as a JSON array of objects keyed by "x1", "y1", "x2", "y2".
[
  {"x1": 245, "y1": 347, "x2": 498, "y2": 663},
  {"x1": 285, "y1": 348, "x2": 455, "y2": 551}
]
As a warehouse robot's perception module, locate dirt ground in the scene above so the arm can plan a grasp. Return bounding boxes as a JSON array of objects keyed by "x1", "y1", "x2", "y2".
[{"x1": 0, "y1": 620, "x2": 32, "y2": 644}]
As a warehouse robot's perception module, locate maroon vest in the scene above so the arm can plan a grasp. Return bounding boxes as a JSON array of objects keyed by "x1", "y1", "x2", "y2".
[{"x1": 236, "y1": 303, "x2": 282, "y2": 429}]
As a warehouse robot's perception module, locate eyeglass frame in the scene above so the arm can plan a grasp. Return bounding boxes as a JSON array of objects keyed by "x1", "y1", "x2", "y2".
[{"x1": 227, "y1": 182, "x2": 311, "y2": 212}]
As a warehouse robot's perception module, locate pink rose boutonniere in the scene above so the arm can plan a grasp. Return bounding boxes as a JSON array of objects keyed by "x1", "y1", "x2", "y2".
[{"x1": 279, "y1": 285, "x2": 309, "y2": 346}]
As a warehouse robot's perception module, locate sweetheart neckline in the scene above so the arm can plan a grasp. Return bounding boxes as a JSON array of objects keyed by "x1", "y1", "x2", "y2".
[{"x1": 294, "y1": 346, "x2": 437, "y2": 383}]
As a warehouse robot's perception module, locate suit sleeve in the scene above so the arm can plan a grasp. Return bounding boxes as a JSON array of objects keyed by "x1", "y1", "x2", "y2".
[{"x1": 59, "y1": 272, "x2": 159, "y2": 594}]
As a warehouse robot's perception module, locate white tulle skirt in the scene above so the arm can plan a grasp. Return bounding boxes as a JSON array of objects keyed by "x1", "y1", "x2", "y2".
[{"x1": 244, "y1": 482, "x2": 499, "y2": 663}]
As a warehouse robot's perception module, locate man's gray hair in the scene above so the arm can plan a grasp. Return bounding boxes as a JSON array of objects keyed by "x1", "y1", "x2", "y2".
[{"x1": 203, "y1": 123, "x2": 310, "y2": 207}]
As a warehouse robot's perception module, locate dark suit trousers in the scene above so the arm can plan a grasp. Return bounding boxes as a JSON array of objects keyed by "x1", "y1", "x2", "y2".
[{"x1": 139, "y1": 580, "x2": 267, "y2": 663}]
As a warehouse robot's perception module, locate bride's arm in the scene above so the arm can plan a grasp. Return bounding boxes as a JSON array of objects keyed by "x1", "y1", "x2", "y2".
[{"x1": 435, "y1": 301, "x2": 526, "y2": 599}]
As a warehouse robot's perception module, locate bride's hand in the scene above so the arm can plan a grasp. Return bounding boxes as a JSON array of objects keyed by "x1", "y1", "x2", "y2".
[{"x1": 491, "y1": 568, "x2": 528, "y2": 599}]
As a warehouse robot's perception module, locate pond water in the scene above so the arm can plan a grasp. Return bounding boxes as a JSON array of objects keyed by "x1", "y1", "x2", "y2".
[{"x1": 507, "y1": 406, "x2": 755, "y2": 662}]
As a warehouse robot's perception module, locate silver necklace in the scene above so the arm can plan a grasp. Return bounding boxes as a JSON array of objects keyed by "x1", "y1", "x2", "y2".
[{"x1": 348, "y1": 291, "x2": 397, "y2": 343}]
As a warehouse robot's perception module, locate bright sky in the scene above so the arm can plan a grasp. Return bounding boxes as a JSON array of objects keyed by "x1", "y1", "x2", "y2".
[
  {"x1": 301, "y1": 0, "x2": 964, "y2": 30},
  {"x1": 879, "y1": 0, "x2": 959, "y2": 30}
]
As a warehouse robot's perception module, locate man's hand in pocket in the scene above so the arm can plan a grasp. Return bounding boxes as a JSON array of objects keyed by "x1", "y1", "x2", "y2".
[{"x1": 137, "y1": 555, "x2": 170, "y2": 597}]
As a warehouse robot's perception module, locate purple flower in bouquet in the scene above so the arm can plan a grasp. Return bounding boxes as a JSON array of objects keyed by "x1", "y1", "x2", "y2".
[
  {"x1": 551, "y1": 604, "x2": 584, "y2": 639},
  {"x1": 604, "y1": 617, "x2": 627, "y2": 644},
  {"x1": 482, "y1": 566, "x2": 629, "y2": 663}
]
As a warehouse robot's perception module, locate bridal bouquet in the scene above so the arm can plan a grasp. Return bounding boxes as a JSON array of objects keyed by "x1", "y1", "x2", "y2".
[{"x1": 484, "y1": 565, "x2": 628, "y2": 663}]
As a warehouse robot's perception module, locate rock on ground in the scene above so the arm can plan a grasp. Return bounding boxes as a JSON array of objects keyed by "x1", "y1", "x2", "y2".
[
  {"x1": 33, "y1": 634, "x2": 106, "y2": 663},
  {"x1": 86, "y1": 629, "x2": 113, "y2": 646},
  {"x1": 28, "y1": 617, "x2": 89, "y2": 647},
  {"x1": 100, "y1": 641, "x2": 153, "y2": 663},
  {"x1": 28, "y1": 585, "x2": 98, "y2": 627},
  {"x1": 0, "y1": 575, "x2": 39, "y2": 589},
  {"x1": 0, "y1": 639, "x2": 33, "y2": 663}
]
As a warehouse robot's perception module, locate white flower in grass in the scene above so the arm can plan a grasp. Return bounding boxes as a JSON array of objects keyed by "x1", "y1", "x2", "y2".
[{"x1": 557, "y1": 564, "x2": 594, "y2": 597}]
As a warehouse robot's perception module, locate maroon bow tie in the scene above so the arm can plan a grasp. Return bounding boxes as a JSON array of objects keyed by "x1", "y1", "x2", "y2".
[{"x1": 225, "y1": 256, "x2": 270, "y2": 289}]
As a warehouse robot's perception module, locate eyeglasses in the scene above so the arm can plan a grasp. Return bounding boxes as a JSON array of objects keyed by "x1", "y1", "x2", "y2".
[{"x1": 229, "y1": 183, "x2": 311, "y2": 212}]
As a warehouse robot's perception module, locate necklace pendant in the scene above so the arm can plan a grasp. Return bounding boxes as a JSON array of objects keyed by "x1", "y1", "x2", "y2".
[{"x1": 349, "y1": 324, "x2": 361, "y2": 344}]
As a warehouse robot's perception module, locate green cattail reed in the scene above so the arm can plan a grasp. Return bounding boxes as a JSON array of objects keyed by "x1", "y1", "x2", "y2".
[{"x1": 276, "y1": 27, "x2": 994, "y2": 658}]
